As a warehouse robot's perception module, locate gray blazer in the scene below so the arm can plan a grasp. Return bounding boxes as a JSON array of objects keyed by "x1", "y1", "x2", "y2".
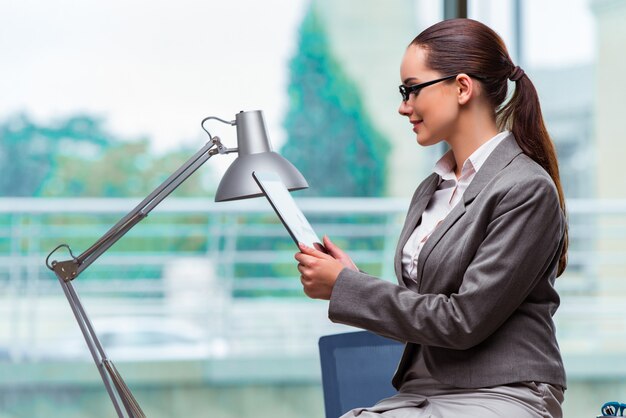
[{"x1": 328, "y1": 134, "x2": 567, "y2": 389}]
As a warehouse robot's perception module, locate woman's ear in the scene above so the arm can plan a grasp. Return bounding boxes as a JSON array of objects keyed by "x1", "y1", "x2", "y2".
[{"x1": 456, "y1": 73, "x2": 473, "y2": 105}]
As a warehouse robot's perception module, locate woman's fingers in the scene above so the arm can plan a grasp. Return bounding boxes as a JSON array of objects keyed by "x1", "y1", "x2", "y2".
[
  {"x1": 322, "y1": 235, "x2": 358, "y2": 271},
  {"x1": 322, "y1": 235, "x2": 341, "y2": 256},
  {"x1": 294, "y1": 252, "x2": 316, "y2": 268},
  {"x1": 298, "y1": 242, "x2": 333, "y2": 260},
  {"x1": 294, "y1": 245, "x2": 344, "y2": 300},
  {"x1": 295, "y1": 251, "x2": 330, "y2": 275}
]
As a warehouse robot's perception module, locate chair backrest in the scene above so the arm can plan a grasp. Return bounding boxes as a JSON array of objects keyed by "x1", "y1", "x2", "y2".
[{"x1": 318, "y1": 331, "x2": 404, "y2": 418}]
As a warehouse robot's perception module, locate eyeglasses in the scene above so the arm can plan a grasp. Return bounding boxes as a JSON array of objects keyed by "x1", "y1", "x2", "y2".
[
  {"x1": 398, "y1": 75, "x2": 457, "y2": 102},
  {"x1": 601, "y1": 401, "x2": 626, "y2": 416},
  {"x1": 398, "y1": 74, "x2": 485, "y2": 102}
]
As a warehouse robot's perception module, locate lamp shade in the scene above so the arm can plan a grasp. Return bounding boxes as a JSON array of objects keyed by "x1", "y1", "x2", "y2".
[{"x1": 214, "y1": 110, "x2": 308, "y2": 202}]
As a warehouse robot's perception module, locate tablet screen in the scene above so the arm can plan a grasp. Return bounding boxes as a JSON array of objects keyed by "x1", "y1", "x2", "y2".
[{"x1": 252, "y1": 171, "x2": 324, "y2": 251}]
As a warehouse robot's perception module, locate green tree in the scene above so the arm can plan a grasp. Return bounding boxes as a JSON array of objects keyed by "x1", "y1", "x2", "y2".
[
  {"x1": 0, "y1": 113, "x2": 111, "y2": 196},
  {"x1": 42, "y1": 139, "x2": 211, "y2": 197},
  {"x1": 281, "y1": 4, "x2": 390, "y2": 197},
  {"x1": 0, "y1": 113, "x2": 213, "y2": 197}
]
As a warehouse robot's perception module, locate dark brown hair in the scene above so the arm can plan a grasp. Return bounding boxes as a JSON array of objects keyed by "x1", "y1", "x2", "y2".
[{"x1": 411, "y1": 18, "x2": 568, "y2": 276}]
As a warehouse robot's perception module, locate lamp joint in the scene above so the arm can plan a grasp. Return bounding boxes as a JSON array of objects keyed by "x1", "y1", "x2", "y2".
[
  {"x1": 210, "y1": 136, "x2": 238, "y2": 155},
  {"x1": 51, "y1": 259, "x2": 80, "y2": 282}
]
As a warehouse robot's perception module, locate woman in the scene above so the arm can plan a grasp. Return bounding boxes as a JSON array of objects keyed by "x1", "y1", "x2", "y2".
[{"x1": 294, "y1": 18, "x2": 568, "y2": 418}]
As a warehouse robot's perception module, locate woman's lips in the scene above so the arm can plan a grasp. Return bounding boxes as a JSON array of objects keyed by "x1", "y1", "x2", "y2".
[{"x1": 411, "y1": 120, "x2": 423, "y2": 132}]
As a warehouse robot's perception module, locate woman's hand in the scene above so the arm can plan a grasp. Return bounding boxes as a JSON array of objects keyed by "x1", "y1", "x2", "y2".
[
  {"x1": 322, "y1": 235, "x2": 358, "y2": 272},
  {"x1": 295, "y1": 241, "x2": 347, "y2": 300}
]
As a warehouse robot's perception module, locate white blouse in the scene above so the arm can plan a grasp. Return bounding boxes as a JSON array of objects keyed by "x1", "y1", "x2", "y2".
[{"x1": 401, "y1": 131, "x2": 510, "y2": 283}]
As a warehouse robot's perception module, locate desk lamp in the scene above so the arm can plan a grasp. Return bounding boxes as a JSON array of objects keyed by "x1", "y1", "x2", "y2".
[{"x1": 45, "y1": 110, "x2": 307, "y2": 417}]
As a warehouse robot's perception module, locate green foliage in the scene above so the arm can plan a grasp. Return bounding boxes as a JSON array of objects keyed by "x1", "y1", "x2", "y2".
[
  {"x1": 281, "y1": 4, "x2": 390, "y2": 197},
  {"x1": 0, "y1": 113, "x2": 213, "y2": 197},
  {"x1": 0, "y1": 113, "x2": 111, "y2": 196},
  {"x1": 42, "y1": 140, "x2": 210, "y2": 197}
]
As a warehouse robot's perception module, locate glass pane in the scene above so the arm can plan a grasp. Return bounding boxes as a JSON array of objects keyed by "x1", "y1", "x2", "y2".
[{"x1": 469, "y1": 1, "x2": 625, "y2": 417}]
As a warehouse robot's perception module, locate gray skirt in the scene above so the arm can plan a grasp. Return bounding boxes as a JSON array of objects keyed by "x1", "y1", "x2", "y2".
[{"x1": 340, "y1": 377, "x2": 564, "y2": 418}]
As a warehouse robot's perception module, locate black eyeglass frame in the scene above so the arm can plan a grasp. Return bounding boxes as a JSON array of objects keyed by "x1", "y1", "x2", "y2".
[{"x1": 398, "y1": 74, "x2": 485, "y2": 102}]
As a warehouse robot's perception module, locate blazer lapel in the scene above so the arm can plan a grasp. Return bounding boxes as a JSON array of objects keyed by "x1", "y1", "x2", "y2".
[
  {"x1": 414, "y1": 134, "x2": 524, "y2": 289},
  {"x1": 394, "y1": 173, "x2": 440, "y2": 285},
  {"x1": 462, "y1": 133, "x2": 523, "y2": 205}
]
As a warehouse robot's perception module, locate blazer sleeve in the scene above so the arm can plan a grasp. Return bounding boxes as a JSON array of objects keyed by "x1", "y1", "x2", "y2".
[{"x1": 328, "y1": 177, "x2": 565, "y2": 350}]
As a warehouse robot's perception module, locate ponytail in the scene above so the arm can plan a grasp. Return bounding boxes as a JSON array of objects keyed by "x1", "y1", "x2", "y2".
[{"x1": 499, "y1": 73, "x2": 568, "y2": 276}]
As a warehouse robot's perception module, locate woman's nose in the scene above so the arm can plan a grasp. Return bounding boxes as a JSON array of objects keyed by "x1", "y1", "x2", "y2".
[{"x1": 398, "y1": 100, "x2": 412, "y2": 116}]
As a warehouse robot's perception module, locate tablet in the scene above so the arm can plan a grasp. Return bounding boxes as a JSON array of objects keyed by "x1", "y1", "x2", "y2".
[{"x1": 252, "y1": 171, "x2": 326, "y2": 252}]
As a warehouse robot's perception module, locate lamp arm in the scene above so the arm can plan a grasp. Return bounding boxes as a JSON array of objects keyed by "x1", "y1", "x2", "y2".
[
  {"x1": 44, "y1": 135, "x2": 237, "y2": 418},
  {"x1": 46, "y1": 137, "x2": 236, "y2": 281}
]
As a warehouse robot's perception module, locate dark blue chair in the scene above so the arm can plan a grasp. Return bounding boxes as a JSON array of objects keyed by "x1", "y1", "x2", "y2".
[{"x1": 319, "y1": 331, "x2": 404, "y2": 418}]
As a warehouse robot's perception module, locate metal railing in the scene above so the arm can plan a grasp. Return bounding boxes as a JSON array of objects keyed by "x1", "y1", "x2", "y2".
[{"x1": 1, "y1": 197, "x2": 626, "y2": 377}]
